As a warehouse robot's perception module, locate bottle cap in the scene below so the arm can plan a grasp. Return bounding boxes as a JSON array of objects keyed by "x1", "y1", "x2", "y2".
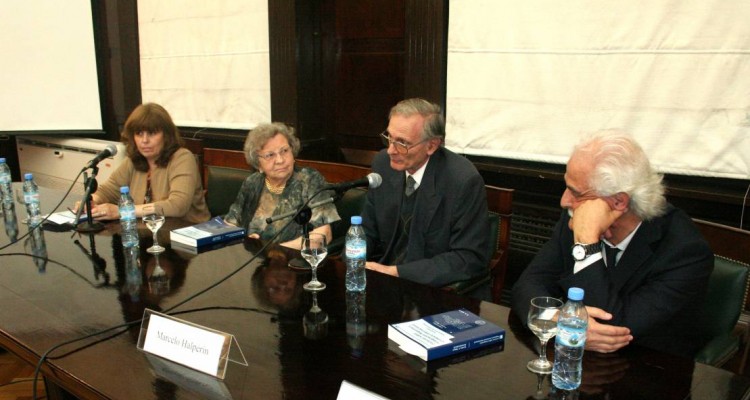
[
  {"x1": 24, "y1": 173, "x2": 33, "y2": 180},
  {"x1": 351, "y1": 216, "x2": 362, "y2": 224},
  {"x1": 0, "y1": 158, "x2": 6, "y2": 163},
  {"x1": 120, "y1": 186, "x2": 130, "y2": 194},
  {"x1": 568, "y1": 287, "x2": 584, "y2": 301}
]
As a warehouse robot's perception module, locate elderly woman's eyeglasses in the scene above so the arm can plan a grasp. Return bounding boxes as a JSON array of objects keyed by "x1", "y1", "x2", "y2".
[
  {"x1": 380, "y1": 132, "x2": 428, "y2": 155},
  {"x1": 258, "y1": 146, "x2": 291, "y2": 162}
]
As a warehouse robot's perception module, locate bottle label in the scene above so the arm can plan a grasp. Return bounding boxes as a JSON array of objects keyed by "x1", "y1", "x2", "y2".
[
  {"x1": 557, "y1": 325, "x2": 586, "y2": 347},
  {"x1": 24, "y1": 193, "x2": 39, "y2": 204},
  {"x1": 120, "y1": 208, "x2": 136, "y2": 221},
  {"x1": 0, "y1": 175, "x2": 9, "y2": 184},
  {"x1": 345, "y1": 239, "x2": 366, "y2": 259}
]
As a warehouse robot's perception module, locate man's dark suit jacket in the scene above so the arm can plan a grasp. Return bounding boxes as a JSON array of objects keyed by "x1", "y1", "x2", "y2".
[
  {"x1": 362, "y1": 147, "x2": 491, "y2": 287},
  {"x1": 511, "y1": 205, "x2": 713, "y2": 358}
]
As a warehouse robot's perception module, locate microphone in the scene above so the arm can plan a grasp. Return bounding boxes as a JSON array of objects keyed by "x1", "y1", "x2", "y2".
[
  {"x1": 83, "y1": 144, "x2": 118, "y2": 170},
  {"x1": 324, "y1": 173, "x2": 382, "y2": 192}
]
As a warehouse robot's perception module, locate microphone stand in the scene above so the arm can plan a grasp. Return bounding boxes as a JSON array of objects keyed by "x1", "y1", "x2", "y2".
[
  {"x1": 75, "y1": 168, "x2": 105, "y2": 233},
  {"x1": 287, "y1": 205, "x2": 313, "y2": 269},
  {"x1": 74, "y1": 234, "x2": 110, "y2": 287},
  {"x1": 270, "y1": 191, "x2": 343, "y2": 270}
]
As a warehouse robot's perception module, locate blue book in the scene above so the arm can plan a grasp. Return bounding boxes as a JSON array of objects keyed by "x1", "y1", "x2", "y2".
[
  {"x1": 388, "y1": 308, "x2": 505, "y2": 361},
  {"x1": 169, "y1": 217, "x2": 246, "y2": 248}
]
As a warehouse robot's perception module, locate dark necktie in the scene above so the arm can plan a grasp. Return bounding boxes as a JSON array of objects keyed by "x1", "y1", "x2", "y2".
[
  {"x1": 605, "y1": 245, "x2": 620, "y2": 267},
  {"x1": 405, "y1": 176, "x2": 416, "y2": 197}
]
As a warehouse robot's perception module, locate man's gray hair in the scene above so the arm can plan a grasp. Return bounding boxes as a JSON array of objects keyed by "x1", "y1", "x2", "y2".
[
  {"x1": 389, "y1": 98, "x2": 445, "y2": 142},
  {"x1": 574, "y1": 130, "x2": 666, "y2": 220},
  {"x1": 243, "y1": 122, "x2": 301, "y2": 169}
]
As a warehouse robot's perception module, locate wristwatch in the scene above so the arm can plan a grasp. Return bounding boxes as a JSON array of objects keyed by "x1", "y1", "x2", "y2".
[{"x1": 572, "y1": 242, "x2": 601, "y2": 261}]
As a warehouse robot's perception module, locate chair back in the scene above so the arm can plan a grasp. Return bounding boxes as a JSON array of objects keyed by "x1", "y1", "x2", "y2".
[
  {"x1": 693, "y1": 218, "x2": 750, "y2": 367},
  {"x1": 328, "y1": 187, "x2": 368, "y2": 254},
  {"x1": 205, "y1": 166, "x2": 251, "y2": 217},
  {"x1": 700, "y1": 256, "x2": 749, "y2": 337},
  {"x1": 441, "y1": 185, "x2": 513, "y2": 303}
]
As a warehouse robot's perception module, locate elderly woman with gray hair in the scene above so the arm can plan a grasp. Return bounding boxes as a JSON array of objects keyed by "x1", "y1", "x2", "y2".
[{"x1": 224, "y1": 123, "x2": 340, "y2": 249}]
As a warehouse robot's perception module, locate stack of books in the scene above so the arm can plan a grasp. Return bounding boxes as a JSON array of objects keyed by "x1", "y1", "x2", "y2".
[
  {"x1": 170, "y1": 217, "x2": 246, "y2": 251},
  {"x1": 388, "y1": 308, "x2": 505, "y2": 361}
]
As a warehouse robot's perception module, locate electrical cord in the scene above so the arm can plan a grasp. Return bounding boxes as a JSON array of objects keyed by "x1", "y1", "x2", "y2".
[
  {"x1": 0, "y1": 169, "x2": 84, "y2": 252},
  {"x1": 30, "y1": 184, "x2": 330, "y2": 399}
]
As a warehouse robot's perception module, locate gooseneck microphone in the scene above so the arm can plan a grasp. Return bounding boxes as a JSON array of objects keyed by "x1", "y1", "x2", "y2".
[
  {"x1": 265, "y1": 173, "x2": 382, "y2": 224},
  {"x1": 324, "y1": 172, "x2": 382, "y2": 192},
  {"x1": 83, "y1": 144, "x2": 118, "y2": 170}
]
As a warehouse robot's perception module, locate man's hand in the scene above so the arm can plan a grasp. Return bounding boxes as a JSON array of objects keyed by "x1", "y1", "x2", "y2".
[
  {"x1": 570, "y1": 198, "x2": 623, "y2": 243},
  {"x1": 365, "y1": 261, "x2": 398, "y2": 277},
  {"x1": 585, "y1": 306, "x2": 632, "y2": 353}
]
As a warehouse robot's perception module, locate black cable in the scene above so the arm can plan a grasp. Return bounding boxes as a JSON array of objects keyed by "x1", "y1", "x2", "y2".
[
  {"x1": 0, "y1": 169, "x2": 84, "y2": 252},
  {"x1": 29, "y1": 184, "x2": 329, "y2": 399},
  {"x1": 0, "y1": 253, "x2": 106, "y2": 287}
]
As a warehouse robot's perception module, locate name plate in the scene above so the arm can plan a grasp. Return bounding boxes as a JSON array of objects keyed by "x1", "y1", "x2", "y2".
[{"x1": 137, "y1": 309, "x2": 244, "y2": 379}]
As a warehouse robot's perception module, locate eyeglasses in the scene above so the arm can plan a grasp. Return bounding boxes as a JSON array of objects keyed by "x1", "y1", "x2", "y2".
[
  {"x1": 380, "y1": 132, "x2": 429, "y2": 155},
  {"x1": 258, "y1": 146, "x2": 291, "y2": 162}
]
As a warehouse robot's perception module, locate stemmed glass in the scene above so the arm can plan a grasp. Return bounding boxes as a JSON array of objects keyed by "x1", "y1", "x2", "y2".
[
  {"x1": 527, "y1": 296, "x2": 563, "y2": 373},
  {"x1": 143, "y1": 213, "x2": 165, "y2": 254},
  {"x1": 301, "y1": 232, "x2": 327, "y2": 291}
]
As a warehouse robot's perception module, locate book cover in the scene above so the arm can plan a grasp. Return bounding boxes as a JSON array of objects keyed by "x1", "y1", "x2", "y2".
[
  {"x1": 388, "y1": 308, "x2": 505, "y2": 361},
  {"x1": 169, "y1": 217, "x2": 246, "y2": 248}
]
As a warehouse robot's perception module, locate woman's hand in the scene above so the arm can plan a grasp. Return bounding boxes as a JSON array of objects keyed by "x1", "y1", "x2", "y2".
[{"x1": 89, "y1": 203, "x2": 119, "y2": 221}]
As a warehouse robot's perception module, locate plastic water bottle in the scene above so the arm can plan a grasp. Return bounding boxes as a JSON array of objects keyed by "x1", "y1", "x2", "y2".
[
  {"x1": 119, "y1": 186, "x2": 139, "y2": 248},
  {"x1": 345, "y1": 216, "x2": 367, "y2": 291},
  {"x1": 22, "y1": 173, "x2": 41, "y2": 226},
  {"x1": 552, "y1": 287, "x2": 588, "y2": 390},
  {"x1": 0, "y1": 158, "x2": 12, "y2": 206}
]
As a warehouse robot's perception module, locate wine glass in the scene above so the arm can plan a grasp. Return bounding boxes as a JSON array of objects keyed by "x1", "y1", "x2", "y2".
[
  {"x1": 527, "y1": 296, "x2": 563, "y2": 373},
  {"x1": 143, "y1": 213, "x2": 165, "y2": 254},
  {"x1": 301, "y1": 232, "x2": 327, "y2": 291}
]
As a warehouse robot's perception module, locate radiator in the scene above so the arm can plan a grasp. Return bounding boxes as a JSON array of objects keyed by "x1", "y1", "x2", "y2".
[{"x1": 16, "y1": 136, "x2": 126, "y2": 196}]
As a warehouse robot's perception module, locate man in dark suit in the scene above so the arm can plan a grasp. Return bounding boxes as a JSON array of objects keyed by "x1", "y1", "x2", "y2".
[
  {"x1": 362, "y1": 98, "x2": 490, "y2": 292},
  {"x1": 512, "y1": 131, "x2": 713, "y2": 358}
]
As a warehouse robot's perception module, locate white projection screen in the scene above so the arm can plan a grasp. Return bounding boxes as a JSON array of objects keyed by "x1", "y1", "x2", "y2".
[
  {"x1": 446, "y1": 1, "x2": 750, "y2": 180},
  {"x1": 138, "y1": 0, "x2": 271, "y2": 130},
  {"x1": 0, "y1": 0, "x2": 102, "y2": 133}
]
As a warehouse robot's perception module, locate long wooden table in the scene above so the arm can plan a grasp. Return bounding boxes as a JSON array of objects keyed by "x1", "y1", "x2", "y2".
[{"x1": 0, "y1": 185, "x2": 749, "y2": 399}]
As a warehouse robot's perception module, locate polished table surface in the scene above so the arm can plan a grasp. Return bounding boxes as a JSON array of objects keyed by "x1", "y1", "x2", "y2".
[{"x1": 1, "y1": 185, "x2": 749, "y2": 400}]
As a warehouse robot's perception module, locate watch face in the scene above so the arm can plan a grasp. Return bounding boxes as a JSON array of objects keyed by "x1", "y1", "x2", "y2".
[{"x1": 572, "y1": 245, "x2": 585, "y2": 261}]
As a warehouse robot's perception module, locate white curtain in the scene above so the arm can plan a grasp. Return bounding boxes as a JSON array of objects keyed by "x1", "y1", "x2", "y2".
[
  {"x1": 447, "y1": 0, "x2": 750, "y2": 179},
  {"x1": 138, "y1": 0, "x2": 271, "y2": 130},
  {"x1": 0, "y1": 0, "x2": 101, "y2": 132}
]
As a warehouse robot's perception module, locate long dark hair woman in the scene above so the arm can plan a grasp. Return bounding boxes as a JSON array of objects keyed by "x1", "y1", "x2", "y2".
[{"x1": 78, "y1": 103, "x2": 210, "y2": 224}]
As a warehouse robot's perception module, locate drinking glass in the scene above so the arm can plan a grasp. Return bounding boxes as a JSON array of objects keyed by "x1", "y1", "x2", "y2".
[
  {"x1": 301, "y1": 233, "x2": 327, "y2": 291},
  {"x1": 527, "y1": 296, "x2": 563, "y2": 373},
  {"x1": 143, "y1": 213, "x2": 166, "y2": 254}
]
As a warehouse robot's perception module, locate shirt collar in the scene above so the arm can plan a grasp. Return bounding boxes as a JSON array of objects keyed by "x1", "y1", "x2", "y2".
[
  {"x1": 406, "y1": 158, "x2": 429, "y2": 190},
  {"x1": 603, "y1": 221, "x2": 642, "y2": 252}
]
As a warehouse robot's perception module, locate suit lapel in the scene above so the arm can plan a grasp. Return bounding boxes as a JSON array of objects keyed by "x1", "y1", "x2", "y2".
[
  {"x1": 407, "y1": 151, "x2": 443, "y2": 259},
  {"x1": 606, "y1": 218, "x2": 664, "y2": 307}
]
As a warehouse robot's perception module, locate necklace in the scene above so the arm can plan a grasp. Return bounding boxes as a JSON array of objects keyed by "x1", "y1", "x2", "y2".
[{"x1": 264, "y1": 178, "x2": 285, "y2": 194}]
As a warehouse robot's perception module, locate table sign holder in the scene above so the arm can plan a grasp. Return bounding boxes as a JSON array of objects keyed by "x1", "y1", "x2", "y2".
[{"x1": 136, "y1": 309, "x2": 247, "y2": 380}]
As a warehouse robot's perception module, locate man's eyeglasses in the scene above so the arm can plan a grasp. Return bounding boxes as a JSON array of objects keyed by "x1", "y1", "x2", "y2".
[
  {"x1": 258, "y1": 146, "x2": 291, "y2": 161},
  {"x1": 380, "y1": 132, "x2": 428, "y2": 155}
]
